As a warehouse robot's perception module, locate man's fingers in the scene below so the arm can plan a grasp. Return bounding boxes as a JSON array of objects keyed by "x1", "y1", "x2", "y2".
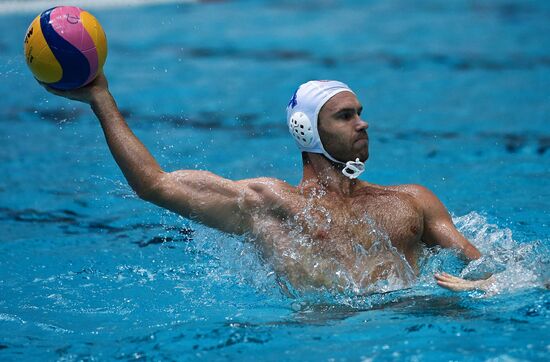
[
  {"x1": 435, "y1": 272, "x2": 466, "y2": 283},
  {"x1": 36, "y1": 80, "x2": 62, "y2": 96},
  {"x1": 435, "y1": 272, "x2": 496, "y2": 293},
  {"x1": 45, "y1": 87, "x2": 63, "y2": 97},
  {"x1": 435, "y1": 272, "x2": 479, "y2": 291},
  {"x1": 436, "y1": 280, "x2": 457, "y2": 290},
  {"x1": 436, "y1": 280, "x2": 470, "y2": 291},
  {"x1": 434, "y1": 273, "x2": 456, "y2": 282},
  {"x1": 36, "y1": 80, "x2": 87, "y2": 102}
]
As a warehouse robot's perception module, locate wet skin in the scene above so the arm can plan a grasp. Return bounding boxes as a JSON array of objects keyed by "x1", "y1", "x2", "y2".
[
  {"x1": 41, "y1": 73, "x2": 489, "y2": 293},
  {"x1": 245, "y1": 179, "x2": 426, "y2": 292}
]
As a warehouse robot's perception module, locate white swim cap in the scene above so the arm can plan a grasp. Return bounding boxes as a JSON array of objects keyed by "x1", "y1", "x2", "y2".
[{"x1": 286, "y1": 80, "x2": 365, "y2": 179}]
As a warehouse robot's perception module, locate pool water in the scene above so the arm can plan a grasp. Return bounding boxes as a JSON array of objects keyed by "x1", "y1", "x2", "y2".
[{"x1": 0, "y1": 0, "x2": 549, "y2": 360}]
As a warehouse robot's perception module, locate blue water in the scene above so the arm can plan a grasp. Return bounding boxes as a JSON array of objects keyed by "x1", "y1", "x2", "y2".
[{"x1": 0, "y1": 0, "x2": 549, "y2": 360}]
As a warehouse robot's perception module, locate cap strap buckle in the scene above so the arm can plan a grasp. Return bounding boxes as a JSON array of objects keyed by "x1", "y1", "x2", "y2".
[{"x1": 342, "y1": 158, "x2": 365, "y2": 179}]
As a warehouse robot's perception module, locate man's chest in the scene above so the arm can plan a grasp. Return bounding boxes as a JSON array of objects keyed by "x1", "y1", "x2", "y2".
[
  {"x1": 249, "y1": 188, "x2": 425, "y2": 288},
  {"x1": 285, "y1": 191, "x2": 424, "y2": 251}
]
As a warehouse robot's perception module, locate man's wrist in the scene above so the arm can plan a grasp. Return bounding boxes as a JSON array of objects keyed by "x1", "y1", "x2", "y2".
[{"x1": 89, "y1": 89, "x2": 113, "y2": 108}]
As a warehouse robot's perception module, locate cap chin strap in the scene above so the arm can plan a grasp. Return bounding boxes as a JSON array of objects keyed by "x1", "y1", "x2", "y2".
[
  {"x1": 323, "y1": 151, "x2": 365, "y2": 179},
  {"x1": 342, "y1": 158, "x2": 365, "y2": 179}
]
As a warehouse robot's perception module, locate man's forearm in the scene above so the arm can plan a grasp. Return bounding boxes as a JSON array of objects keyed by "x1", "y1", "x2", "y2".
[{"x1": 90, "y1": 90, "x2": 163, "y2": 197}]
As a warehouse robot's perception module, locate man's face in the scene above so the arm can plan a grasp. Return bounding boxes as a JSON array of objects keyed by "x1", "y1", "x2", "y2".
[{"x1": 318, "y1": 91, "x2": 369, "y2": 163}]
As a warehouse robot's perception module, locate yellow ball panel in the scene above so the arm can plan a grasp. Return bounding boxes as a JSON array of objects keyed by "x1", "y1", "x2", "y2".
[
  {"x1": 33, "y1": 47, "x2": 66, "y2": 83},
  {"x1": 23, "y1": 15, "x2": 62, "y2": 83},
  {"x1": 80, "y1": 11, "x2": 108, "y2": 72}
]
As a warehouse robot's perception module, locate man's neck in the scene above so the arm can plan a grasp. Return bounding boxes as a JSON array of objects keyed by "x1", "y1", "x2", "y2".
[{"x1": 299, "y1": 153, "x2": 362, "y2": 196}]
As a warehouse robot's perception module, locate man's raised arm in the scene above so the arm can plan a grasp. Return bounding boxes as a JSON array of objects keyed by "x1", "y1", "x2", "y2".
[{"x1": 40, "y1": 73, "x2": 264, "y2": 235}]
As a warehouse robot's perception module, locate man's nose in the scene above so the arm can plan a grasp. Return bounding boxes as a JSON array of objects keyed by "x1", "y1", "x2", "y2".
[{"x1": 355, "y1": 117, "x2": 369, "y2": 131}]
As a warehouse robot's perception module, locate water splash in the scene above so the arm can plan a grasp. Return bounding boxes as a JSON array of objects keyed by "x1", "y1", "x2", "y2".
[
  {"x1": 232, "y1": 184, "x2": 418, "y2": 303},
  {"x1": 274, "y1": 193, "x2": 417, "y2": 299},
  {"x1": 453, "y1": 212, "x2": 548, "y2": 295},
  {"x1": 173, "y1": 209, "x2": 546, "y2": 308},
  {"x1": 419, "y1": 211, "x2": 548, "y2": 296},
  {"x1": 191, "y1": 226, "x2": 281, "y2": 297}
]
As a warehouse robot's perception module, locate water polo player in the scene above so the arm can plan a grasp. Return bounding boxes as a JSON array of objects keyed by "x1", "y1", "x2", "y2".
[{"x1": 40, "y1": 74, "x2": 495, "y2": 294}]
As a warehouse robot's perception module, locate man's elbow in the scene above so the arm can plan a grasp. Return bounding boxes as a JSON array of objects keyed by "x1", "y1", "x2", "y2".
[
  {"x1": 135, "y1": 186, "x2": 158, "y2": 202},
  {"x1": 464, "y1": 244, "x2": 482, "y2": 260},
  {"x1": 133, "y1": 173, "x2": 168, "y2": 203}
]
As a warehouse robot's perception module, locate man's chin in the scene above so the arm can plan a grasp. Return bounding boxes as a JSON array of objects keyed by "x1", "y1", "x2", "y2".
[
  {"x1": 355, "y1": 147, "x2": 369, "y2": 163},
  {"x1": 350, "y1": 155, "x2": 368, "y2": 163}
]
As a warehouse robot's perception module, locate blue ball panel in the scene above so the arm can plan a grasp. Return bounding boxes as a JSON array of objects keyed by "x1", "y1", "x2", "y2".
[{"x1": 40, "y1": 8, "x2": 90, "y2": 90}]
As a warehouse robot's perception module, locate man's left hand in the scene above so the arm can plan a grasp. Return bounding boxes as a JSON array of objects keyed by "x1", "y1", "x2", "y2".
[{"x1": 435, "y1": 272, "x2": 495, "y2": 292}]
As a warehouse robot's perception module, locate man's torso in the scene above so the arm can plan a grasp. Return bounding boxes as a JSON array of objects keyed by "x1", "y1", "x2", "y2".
[{"x1": 245, "y1": 180, "x2": 425, "y2": 292}]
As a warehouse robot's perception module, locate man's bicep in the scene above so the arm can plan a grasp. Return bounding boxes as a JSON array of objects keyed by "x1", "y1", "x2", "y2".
[
  {"x1": 409, "y1": 185, "x2": 481, "y2": 260},
  {"x1": 147, "y1": 170, "x2": 256, "y2": 234},
  {"x1": 424, "y1": 219, "x2": 481, "y2": 260}
]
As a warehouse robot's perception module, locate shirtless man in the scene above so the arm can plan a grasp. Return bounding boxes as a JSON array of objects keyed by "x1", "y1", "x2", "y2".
[{"x1": 42, "y1": 74, "x2": 493, "y2": 294}]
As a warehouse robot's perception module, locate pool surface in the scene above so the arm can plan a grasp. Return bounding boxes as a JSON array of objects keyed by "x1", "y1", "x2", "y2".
[{"x1": 0, "y1": 0, "x2": 549, "y2": 360}]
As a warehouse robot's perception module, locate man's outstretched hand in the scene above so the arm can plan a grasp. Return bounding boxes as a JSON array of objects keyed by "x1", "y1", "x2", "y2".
[
  {"x1": 38, "y1": 72, "x2": 109, "y2": 105},
  {"x1": 435, "y1": 272, "x2": 496, "y2": 292}
]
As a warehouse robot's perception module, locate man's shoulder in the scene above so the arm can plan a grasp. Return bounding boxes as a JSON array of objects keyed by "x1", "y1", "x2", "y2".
[
  {"x1": 371, "y1": 183, "x2": 439, "y2": 205},
  {"x1": 361, "y1": 182, "x2": 431, "y2": 196},
  {"x1": 238, "y1": 177, "x2": 294, "y2": 191},
  {"x1": 391, "y1": 183, "x2": 432, "y2": 196},
  {"x1": 389, "y1": 184, "x2": 446, "y2": 212},
  {"x1": 236, "y1": 177, "x2": 300, "y2": 215},
  {"x1": 237, "y1": 177, "x2": 298, "y2": 202}
]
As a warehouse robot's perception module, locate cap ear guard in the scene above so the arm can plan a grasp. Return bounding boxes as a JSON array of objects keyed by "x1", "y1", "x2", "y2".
[{"x1": 289, "y1": 112, "x2": 314, "y2": 147}]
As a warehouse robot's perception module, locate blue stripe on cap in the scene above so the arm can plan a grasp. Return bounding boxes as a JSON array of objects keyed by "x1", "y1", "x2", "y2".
[{"x1": 40, "y1": 8, "x2": 89, "y2": 90}]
